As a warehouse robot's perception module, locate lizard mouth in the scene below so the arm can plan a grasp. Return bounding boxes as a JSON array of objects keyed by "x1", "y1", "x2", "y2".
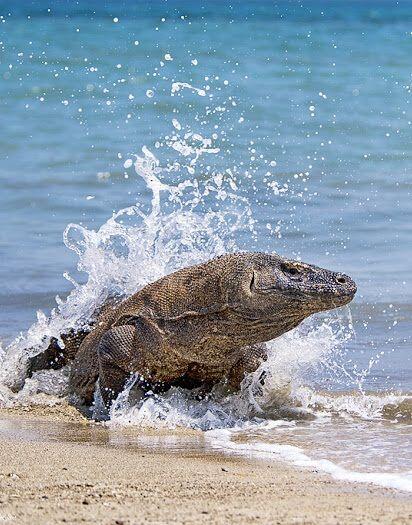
[
  {"x1": 304, "y1": 285, "x2": 357, "y2": 312},
  {"x1": 255, "y1": 280, "x2": 357, "y2": 312}
]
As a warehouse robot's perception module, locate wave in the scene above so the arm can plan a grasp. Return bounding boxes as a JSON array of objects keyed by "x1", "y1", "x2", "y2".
[
  {"x1": 207, "y1": 427, "x2": 412, "y2": 493},
  {"x1": 0, "y1": 79, "x2": 410, "y2": 494}
]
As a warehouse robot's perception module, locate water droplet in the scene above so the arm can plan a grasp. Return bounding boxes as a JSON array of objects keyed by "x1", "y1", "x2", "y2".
[{"x1": 172, "y1": 119, "x2": 181, "y2": 131}]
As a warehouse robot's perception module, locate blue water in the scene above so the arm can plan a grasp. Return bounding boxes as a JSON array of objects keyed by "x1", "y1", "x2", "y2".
[
  {"x1": 1, "y1": 0, "x2": 412, "y2": 492},
  {"x1": 1, "y1": 0, "x2": 411, "y2": 391}
]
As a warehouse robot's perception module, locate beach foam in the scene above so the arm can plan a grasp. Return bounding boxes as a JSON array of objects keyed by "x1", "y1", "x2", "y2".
[{"x1": 206, "y1": 427, "x2": 412, "y2": 493}]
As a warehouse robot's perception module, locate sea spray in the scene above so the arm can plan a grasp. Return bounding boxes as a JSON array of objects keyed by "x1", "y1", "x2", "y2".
[
  {"x1": 0, "y1": 134, "x2": 355, "y2": 417},
  {"x1": 0, "y1": 109, "x2": 254, "y2": 402},
  {"x1": 0, "y1": 105, "x2": 399, "y2": 423},
  {"x1": 1, "y1": 76, "x2": 410, "y2": 492}
]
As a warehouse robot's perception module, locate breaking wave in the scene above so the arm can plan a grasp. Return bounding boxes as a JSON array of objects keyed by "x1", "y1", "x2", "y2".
[{"x1": 0, "y1": 81, "x2": 410, "y2": 493}]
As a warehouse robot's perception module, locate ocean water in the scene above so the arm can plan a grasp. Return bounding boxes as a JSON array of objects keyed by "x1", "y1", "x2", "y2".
[{"x1": 0, "y1": 1, "x2": 411, "y2": 491}]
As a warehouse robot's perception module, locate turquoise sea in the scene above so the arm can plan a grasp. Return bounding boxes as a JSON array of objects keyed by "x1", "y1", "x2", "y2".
[{"x1": 0, "y1": 1, "x2": 411, "y2": 490}]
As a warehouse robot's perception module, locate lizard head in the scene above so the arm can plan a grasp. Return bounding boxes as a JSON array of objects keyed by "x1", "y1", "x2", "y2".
[{"x1": 227, "y1": 252, "x2": 356, "y2": 322}]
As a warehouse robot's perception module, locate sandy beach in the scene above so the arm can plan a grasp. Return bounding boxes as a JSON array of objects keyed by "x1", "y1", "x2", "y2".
[
  {"x1": 2, "y1": 2, "x2": 412, "y2": 524},
  {"x1": 0, "y1": 405, "x2": 410, "y2": 525}
]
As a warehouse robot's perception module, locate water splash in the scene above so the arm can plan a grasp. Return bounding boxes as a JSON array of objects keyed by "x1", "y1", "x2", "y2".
[
  {"x1": 106, "y1": 317, "x2": 352, "y2": 430},
  {"x1": 1, "y1": 79, "x2": 410, "y2": 494},
  {"x1": 0, "y1": 130, "x2": 353, "y2": 418},
  {"x1": 0, "y1": 116, "x2": 402, "y2": 425},
  {"x1": 0, "y1": 115, "x2": 254, "y2": 403}
]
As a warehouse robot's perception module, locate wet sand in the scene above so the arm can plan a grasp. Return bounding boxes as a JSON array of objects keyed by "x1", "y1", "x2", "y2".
[{"x1": 0, "y1": 405, "x2": 411, "y2": 525}]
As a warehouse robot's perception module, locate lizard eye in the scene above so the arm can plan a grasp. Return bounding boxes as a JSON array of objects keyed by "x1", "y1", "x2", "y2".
[{"x1": 281, "y1": 264, "x2": 299, "y2": 276}]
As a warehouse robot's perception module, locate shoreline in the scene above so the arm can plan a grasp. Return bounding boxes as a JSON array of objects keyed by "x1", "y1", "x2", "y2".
[{"x1": 0, "y1": 406, "x2": 411, "y2": 524}]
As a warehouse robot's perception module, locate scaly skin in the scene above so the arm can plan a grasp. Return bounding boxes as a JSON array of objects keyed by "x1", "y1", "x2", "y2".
[{"x1": 26, "y1": 252, "x2": 357, "y2": 407}]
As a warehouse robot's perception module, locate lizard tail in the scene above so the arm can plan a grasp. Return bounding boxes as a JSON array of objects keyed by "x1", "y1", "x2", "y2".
[{"x1": 26, "y1": 328, "x2": 91, "y2": 377}]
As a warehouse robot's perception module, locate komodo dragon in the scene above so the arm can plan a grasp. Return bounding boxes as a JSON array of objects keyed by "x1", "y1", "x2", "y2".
[{"x1": 27, "y1": 252, "x2": 357, "y2": 407}]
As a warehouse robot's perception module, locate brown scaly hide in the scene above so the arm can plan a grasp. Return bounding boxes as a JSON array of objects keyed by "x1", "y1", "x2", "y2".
[{"x1": 26, "y1": 252, "x2": 357, "y2": 406}]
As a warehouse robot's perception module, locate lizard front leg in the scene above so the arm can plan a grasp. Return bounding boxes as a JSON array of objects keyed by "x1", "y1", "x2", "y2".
[
  {"x1": 226, "y1": 343, "x2": 268, "y2": 391},
  {"x1": 98, "y1": 325, "x2": 141, "y2": 407},
  {"x1": 98, "y1": 318, "x2": 187, "y2": 407}
]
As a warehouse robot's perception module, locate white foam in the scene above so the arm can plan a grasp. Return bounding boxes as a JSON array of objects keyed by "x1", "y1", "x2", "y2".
[
  {"x1": 206, "y1": 428, "x2": 412, "y2": 493},
  {"x1": 293, "y1": 386, "x2": 410, "y2": 421}
]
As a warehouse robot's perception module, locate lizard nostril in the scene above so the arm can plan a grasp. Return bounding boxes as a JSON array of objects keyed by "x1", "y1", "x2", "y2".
[{"x1": 336, "y1": 275, "x2": 346, "y2": 285}]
